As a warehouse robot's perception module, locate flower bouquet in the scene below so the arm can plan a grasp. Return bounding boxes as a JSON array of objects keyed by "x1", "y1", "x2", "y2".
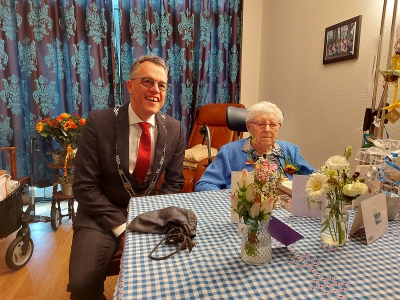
[
  {"x1": 36, "y1": 113, "x2": 85, "y2": 165},
  {"x1": 231, "y1": 156, "x2": 284, "y2": 264},
  {"x1": 305, "y1": 146, "x2": 368, "y2": 247}
]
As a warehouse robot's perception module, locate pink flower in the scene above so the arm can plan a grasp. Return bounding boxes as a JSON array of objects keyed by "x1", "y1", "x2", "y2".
[
  {"x1": 233, "y1": 157, "x2": 284, "y2": 222},
  {"x1": 250, "y1": 202, "x2": 261, "y2": 218},
  {"x1": 239, "y1": 169, "x2": 250, "y2": 187},
  {"x1": 245, "y1": 183, "x2": 256, "y2": 202},
  {"x1": 231, "y1": 194, "x2": 240, "y2": 211},
  {"x1": 260, "y1": 197, "x2": 275, "y2": 214},
  {"x1": 263, "y1": 160, "x2": 277, "y2": 171}
]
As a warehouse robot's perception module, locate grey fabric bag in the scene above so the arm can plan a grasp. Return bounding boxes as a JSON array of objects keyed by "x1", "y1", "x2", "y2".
[{"x1": 127, "y1": 206, "x2": 197, "y2": 260}]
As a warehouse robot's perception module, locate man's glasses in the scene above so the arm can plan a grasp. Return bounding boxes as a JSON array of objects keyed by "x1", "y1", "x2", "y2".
[
  {"x1": 248, "y1": 122, "x2": 280, "y2": 131},
  {"x1": 130, "y1": 77, "x2": 168, "y2": 92}
]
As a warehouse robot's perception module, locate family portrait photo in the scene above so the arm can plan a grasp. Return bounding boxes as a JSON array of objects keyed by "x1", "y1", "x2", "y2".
[{"x1": 323, "y1": 15, "x2": 362, "y2": 64}]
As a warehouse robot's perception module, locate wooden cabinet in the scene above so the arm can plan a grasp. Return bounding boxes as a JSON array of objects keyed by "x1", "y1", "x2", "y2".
[{"x1": 47, "y1": 163, "x2": 75, "y2": 230}]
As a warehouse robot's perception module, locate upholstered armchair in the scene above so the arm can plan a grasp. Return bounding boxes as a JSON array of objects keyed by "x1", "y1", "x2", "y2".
[{"x1": 156, "y1": 103, "x2": 245, "y2": 194}]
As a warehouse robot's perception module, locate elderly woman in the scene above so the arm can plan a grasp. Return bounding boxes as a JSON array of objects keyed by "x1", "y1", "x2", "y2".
[{"x1": 195, "y1": 101, "x2": 314, "y2": 191}]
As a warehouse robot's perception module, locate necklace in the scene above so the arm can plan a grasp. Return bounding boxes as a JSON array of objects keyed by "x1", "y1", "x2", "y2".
[{"x1": 114, "y1": 107, "x2": 167, "y2": 197}]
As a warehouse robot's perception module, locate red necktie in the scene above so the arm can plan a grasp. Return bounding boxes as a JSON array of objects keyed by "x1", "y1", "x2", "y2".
[{"x1": 133, "y1": 122, "x2": 151, "y2": 183}]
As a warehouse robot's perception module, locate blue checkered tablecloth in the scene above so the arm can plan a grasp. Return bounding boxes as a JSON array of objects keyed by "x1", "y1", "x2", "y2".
[{"x1": 114, "y1": 190, "x2": 400, "y2": 300}]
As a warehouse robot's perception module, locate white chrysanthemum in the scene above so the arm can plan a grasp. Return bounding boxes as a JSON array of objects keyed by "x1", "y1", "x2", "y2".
[
  {"x1": 325, "y1": 155, "x2": 349, "y2": 171},
  {"x1": 305, "y1": 173, "x2": 329, "y2": 199},
  {"x1": 343, "y1": 181, "x2": 368, "y2": 197}
]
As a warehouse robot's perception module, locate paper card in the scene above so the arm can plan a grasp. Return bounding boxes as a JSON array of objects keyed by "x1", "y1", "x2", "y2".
[
  {"x1": 230, "y1": 171, "x2": 254, "y2": 223},
  {"x1": 385, "y1": 108, "x2": 400, "y2": 124},
  {"x1": 269, "y1": 216, "x2": 304, "y2": 246},
  {"x1": 349, "y1": 193, "x2": 388, "y2": 244},
  {"x1": 231, "y1": 170, "x2": 254, "y2": 192},
  {"x1": 237, "y1": 216, "x2": 304, "y2": 246},
  {"x1": 291, "y1": 174, "x2": 321, "y2": 218},
  {"x1": 353, "y1": 165, "x2": 379, "y2": 210}
]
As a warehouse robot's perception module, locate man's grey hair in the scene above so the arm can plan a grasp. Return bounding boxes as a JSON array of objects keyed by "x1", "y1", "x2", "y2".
[
  {"x1": 129, "y1": 55, "x2": 169, "y2": 78},
  {"x1": 245, "y1": 101, "x2": 284, "y2": 125}
]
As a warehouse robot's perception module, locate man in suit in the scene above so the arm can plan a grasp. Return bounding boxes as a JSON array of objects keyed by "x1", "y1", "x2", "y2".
[{"x1": 67, "y1": 55, "x2": 185, "y2": 300}]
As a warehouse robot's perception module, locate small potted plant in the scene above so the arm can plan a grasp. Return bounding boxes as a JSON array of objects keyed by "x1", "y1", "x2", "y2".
[
  {"x1": 47, "y1": 149, "x2": 61, "y2": 164},
  {"x1": 54, "y1": 173, "x2": 74, "y2": 196}
]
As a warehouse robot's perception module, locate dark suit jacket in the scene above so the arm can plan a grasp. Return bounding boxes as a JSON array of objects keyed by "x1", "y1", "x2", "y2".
[{"x1": 72, "y1": 103, "x2": 185, "y2": 233}]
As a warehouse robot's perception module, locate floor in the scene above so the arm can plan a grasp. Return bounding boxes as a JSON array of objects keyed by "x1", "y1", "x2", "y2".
[{"x1": 0, "y1": 198, "x2": 117, "y2": 300}]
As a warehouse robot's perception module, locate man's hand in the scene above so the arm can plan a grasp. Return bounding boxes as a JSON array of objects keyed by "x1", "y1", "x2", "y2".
[
  {"x1": 114, "y1": 231, "x2": 125, "y2": 256},
  {"x1": 120, "y1": 231, "x2": 126, "y2": 250}
]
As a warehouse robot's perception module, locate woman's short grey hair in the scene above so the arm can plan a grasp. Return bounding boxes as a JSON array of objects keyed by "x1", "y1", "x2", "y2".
[
  {"x1": 129, "y1": 55, "x2": 169, "y2": 78},
  {"x1": 245, "y1": 101, "x2": 284, "y2": 124}
]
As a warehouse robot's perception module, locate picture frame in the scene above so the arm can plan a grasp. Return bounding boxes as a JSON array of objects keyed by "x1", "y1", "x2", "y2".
[{"x1": 323, "y1": 15, "x2": 362, "y2": 65}]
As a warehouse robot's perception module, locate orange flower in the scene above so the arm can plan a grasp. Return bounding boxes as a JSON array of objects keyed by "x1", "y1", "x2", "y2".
[
  {"x1": 284, "y1": 165, "x2": 298, "y2": 175},
  {"x1": 283, "y1": 156, "x2": 300, "y2": 175},
  {"x1": 36, "y1": 122, "x2": 43, "y2": 132}
]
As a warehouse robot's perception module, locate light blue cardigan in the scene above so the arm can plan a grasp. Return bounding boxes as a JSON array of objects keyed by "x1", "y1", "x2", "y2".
[{"x1": 195, "y1": 139, "x2": 315, "y2": 192}]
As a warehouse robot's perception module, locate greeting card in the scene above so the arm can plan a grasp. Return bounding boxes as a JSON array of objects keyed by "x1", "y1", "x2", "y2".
[
  {"x1": 291, "y1": 174, "x2": 321, "y2": 218},
  {"x1": 349, "y1": 193, "x2": 388, "y2": 244}
]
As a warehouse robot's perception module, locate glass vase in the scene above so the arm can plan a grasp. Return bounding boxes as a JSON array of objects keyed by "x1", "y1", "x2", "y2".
[
  {"x1": 240, "y1": 219, "x2": 272, "y2": 265},
  {"x1": 320, "y1": 198, "x2": 349, "y2": 247}
]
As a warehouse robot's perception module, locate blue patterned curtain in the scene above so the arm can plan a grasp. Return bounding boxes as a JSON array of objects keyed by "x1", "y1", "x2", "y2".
[
  {"x1": 117, "y1": 0, "x2": 242, "y2": 145},
  {"x1": 0, "y1": 0, "x2": 242, "y2": 180},
  {"x1": 0, "y1": 0, "x2": 115, "y2": 180}
]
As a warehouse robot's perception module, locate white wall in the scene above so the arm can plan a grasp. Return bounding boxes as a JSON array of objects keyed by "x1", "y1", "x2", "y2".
[
  {"x1": 241, "y1": 0, "x2": 263, "y2": 109},
  {"x1": 241, "y1": 0, "x2": 400, "y2": 169}
]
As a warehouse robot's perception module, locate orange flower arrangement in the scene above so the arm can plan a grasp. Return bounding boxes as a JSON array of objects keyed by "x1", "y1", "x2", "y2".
[
  {"x1": 36, "y1": 113, "x2": 86, "y2": 149},
  {"x1": 36, "y1": 112, "x2": 85, "y2": 168}
]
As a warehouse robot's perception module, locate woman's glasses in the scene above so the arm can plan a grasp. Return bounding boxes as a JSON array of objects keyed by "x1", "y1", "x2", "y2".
[
  {"x1": 248, "y1": 122, "x2": 280, "y2": 131},
  {"x1": 130, "y1": 77, "x2": 168, "y2": 92}
]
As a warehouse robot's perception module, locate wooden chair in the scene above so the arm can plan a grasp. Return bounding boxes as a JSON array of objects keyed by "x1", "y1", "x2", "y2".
[
  {"x1": 105, "y1": 247, "x2": 122, "y2": 277},
  {"x1": 0, "y1": 147, "x2": 18, "y2": 180}
]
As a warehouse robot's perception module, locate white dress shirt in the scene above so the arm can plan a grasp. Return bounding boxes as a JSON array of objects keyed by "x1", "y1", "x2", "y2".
[{"x1": 128, "y1": 104, "x2": 158, "y2": 177}]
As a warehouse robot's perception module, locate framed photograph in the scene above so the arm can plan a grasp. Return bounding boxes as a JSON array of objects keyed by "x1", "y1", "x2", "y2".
[{"x1": 323, "y1": 15, "x2": 362, "y2": 65}]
